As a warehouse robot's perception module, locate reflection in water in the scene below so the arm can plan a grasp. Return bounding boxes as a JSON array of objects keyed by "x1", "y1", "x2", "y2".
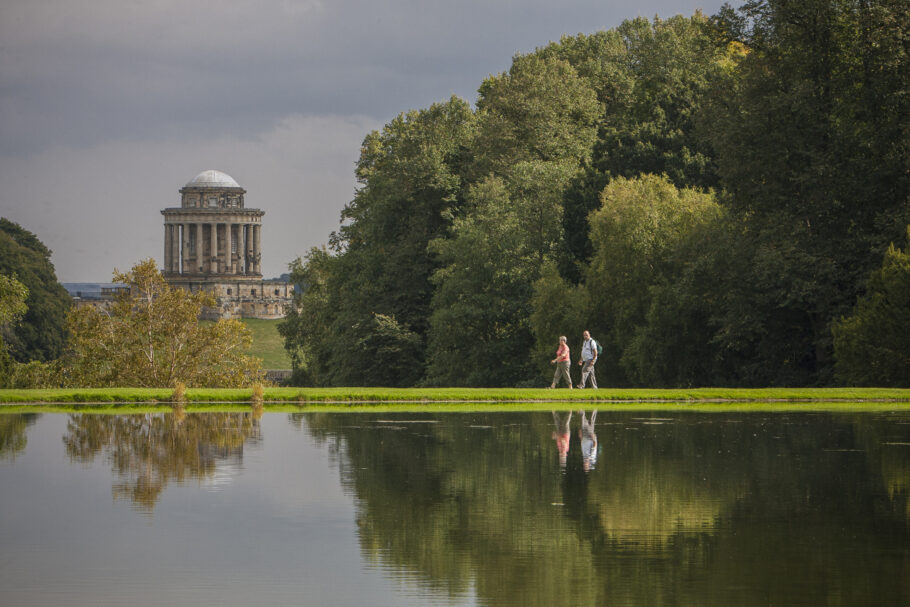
[
  {"x1": 301, "y1": 411, "x2": 910, "y2": 606},
  {"x1": 578, "y1": 410, "x2": 597, "y2": 471},
  {"x1": 4, "y1": 410, "x2": 910, "y2": 606},
  {"x1": 0, "y1": 414, "x2": 39, "y2": 461},
  {"x1": 63, "y1": 411, "x2": 261, "y2": 510},
  {"x1": 551, "y1": 411, "x2": 571, "y2": 469}
]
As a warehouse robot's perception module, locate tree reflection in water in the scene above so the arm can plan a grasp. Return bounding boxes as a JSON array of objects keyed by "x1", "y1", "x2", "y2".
[
  {"x1": 295, "y1": 410, "x2": 910, "y2": 607},
  {"x1": 0, "y1": 413, "x2": 39, "y2": 461},
  {"x1": 63, "y1": 411, "x2": 260, "y2": 511}
]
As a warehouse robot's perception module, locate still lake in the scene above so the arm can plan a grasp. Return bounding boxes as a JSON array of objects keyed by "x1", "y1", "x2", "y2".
[{"x1": 1, "y1": 408, "x2": 909, "y2": 606}]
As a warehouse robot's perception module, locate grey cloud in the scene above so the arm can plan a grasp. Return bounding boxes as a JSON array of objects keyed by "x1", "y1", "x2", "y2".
[
  {"x1": 1, "y1": 0, "x2": 722, "y2": 152},
  {"x1": 0, "y1": 0, "x2": 726, "y2": 280}
]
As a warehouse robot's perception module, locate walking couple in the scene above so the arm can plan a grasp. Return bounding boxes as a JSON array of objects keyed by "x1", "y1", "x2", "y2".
[{"x1": 549, "y1": 330, "x2": 598, "y2": 389}]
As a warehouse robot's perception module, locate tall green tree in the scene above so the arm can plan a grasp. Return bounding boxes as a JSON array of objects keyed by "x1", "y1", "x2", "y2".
[
  {"x1": 832, "y1": 228, "x2": 910, "y2": 386},
  {"x1": 280, "y1": 98, "x2": 474, "y2": 386},
  {"x1": 425, "y1": 160, "x2": 577, "y2": 386},
  {"x1": 582, "y1": 174, "x2": 722, "y2": 386},
  {"x1": 707, "y1": 0, "x2": 910, "y2": 383},
  {"x1": 0, "y1": 274, "x2": 29, "y2": 387},
  {"x1": 426, "y1": 177, "x2": 538, "y2": 386},
  {"x1": 424, "y1": 52, "x2": 599, "y2": 386},
  {"x1": 471, "y1": 54, "x2": 601, "y2": 179},
  {"x1": 552, "y1": 14, "x2": 732, "y2": 279},
  {"x1": 0, "y1": 218, "x2": 71, "y2": 362}
]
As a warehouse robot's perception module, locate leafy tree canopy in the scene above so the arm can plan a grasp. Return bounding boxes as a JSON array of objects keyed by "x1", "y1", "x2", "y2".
[
  {"x1": 280, "y1": 4, "x2": 910, "y2": 388},
  {"x1": 66, "y1": 259, "x2": 263, "y2": 387},
  {"x1": 833, "y1": 228, "x2": 910, "y2": 387},
  {"x1": 0, "y1": 218, "x2": 71, "y2": 362}
]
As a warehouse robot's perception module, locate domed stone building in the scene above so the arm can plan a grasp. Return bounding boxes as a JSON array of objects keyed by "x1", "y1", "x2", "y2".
[{"x1": 161, "y1": 170, "x2": 293, "y2": 319}]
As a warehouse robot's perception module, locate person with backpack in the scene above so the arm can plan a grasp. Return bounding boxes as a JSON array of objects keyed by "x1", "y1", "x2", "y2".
[{"x1": 577, "y1": 330, "x2": 598, "y2": 389}]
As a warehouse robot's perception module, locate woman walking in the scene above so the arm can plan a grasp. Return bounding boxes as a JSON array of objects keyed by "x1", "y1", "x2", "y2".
[{"x1": 549, "y1": 336, "x2": 573, "y2": 389}]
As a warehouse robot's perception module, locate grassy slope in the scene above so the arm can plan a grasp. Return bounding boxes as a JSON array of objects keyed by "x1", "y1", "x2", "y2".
[
  {"x1": 3, "y1": 386, "x2": 910, "y2": 406},
  {"x1": 241, "y1": 318, "x2": 291, "y2": 369}
]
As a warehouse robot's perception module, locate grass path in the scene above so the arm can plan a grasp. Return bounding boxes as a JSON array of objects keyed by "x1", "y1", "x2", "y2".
[{"x1": 3, "y1": 386, "x2": 910, "y2": 408}]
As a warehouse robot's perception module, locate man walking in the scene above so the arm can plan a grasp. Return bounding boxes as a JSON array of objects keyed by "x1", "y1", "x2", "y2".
[{"x1": 577, "y1": 330, "x2": 598, "y2": 389}]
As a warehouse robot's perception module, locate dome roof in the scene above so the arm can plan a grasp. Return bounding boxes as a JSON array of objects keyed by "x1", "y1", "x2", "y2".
[{"x1": 185, "y1": 169, "x2": 241, "y2": 189}]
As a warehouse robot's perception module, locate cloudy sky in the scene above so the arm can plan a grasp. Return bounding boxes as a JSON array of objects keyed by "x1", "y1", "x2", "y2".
[{"x1": 0, "y1": 0, "x2": 726, "y2": 282}]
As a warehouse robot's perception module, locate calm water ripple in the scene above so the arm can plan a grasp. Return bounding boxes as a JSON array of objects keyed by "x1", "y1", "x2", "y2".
[{"x1": 1, "y1": 409, "x2": 909, "y2": 606}]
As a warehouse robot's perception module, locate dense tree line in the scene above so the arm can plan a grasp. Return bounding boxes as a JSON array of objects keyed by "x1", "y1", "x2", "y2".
[
  {"x1": 284, "y1": 0, "x2": 908, "y2": 387},
  {"x1": 0, "y1": 218, "x2": 71, "y2": 363}
]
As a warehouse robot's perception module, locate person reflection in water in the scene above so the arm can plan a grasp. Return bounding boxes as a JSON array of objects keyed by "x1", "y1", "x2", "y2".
[
  {"x1": 579, "y1": 410, "x2": 597, "y2": 471},
  {"x1": 552, "y1": 411, "x2": 572, "y2": 469}
]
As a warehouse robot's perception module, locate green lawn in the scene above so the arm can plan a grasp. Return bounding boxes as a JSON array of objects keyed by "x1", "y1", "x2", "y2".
[
  {"x1": 4, "y1": 387, "x2": 910, "y2": 408},
  {"x1": 241, "y1": 318, "x2": 291, "y2": 369}
]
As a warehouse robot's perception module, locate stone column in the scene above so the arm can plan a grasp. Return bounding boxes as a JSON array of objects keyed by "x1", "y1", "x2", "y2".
[
  {"x1": 246, "y1": 224, "x2": 254, "y2": 275},
  {"x1": 175, "y1": 225, "x2": 181, "y2": 272},
  {"x1": 181, "y1": 224, "x2": 191, "y2": 275},
  {"x1": 170, "y1": 224, "x2": 178, "y2": 273},
  {"x1": 192, "y1": 224, "x2": 200, "y2": 273},
  {"x1": 174, "y1": 224, "x2": 182, "y2": 273},
  {"x1": 225, "y1": 222, "x2": 233, "y2": 274},
  {"x1": 253, "y1": 224, "x2": 262, "y2": 274},
  {"x1": 164, "y1": 223, "x2": 172, "y2": 273},
  {"x1": 237, "y1": 224, "x2": 245, "y2": 274},
  {"x1": 210, "y1": 222, "x2": 219, "y2": 274}
]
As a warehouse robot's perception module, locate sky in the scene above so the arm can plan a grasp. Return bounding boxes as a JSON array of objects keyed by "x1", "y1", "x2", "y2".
[{"x1": 0, "y1": 0, "x2": 726, "y2": 282}]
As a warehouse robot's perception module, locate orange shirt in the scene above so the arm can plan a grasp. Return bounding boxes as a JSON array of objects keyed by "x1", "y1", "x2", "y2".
[{"x1": 555, "y1": 343, "x2": 570, "y2": 362}]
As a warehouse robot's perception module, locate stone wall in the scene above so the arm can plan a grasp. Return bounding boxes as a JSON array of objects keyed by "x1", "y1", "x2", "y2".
[
  {"x1": 76, "y1": 279, "x2": 294, "y2": 320},
  {"x1": 184, "y1": 279, "x2": 294, "y2": 320}
]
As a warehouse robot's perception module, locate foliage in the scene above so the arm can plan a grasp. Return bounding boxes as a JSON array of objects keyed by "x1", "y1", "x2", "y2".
[
  {"x1": 583, "y1": 174, "x2": 722, "y2": 385},
  {"x1": 0, "y1": 274, "x2": 29, "y2": 387},
  {"x1": 66, "y1": 259, "x2": 263, "y2": 387},
  {"x1": 280, "y1": 98, "x2": 474, "y2": 387},
  {"x1": 552, "y1": 14, "x2": 731, "y2": 278},
  {"x1": 6, "y1": 360, "x2": 63, "y2": 389},
  {"x1": 529, "y1": 262, "x2": 592, "y2": 380},
  {"x1": 705, "y1": 0, "x2": 910, "y2": 383},
  {"x1": 278, "y1": 5, "x2": 910, "y2": 388},
  {"x1": 833, "y1": 229, "x2": 910, "y2": 386},
  {"x1": 0, "y1": 218, "x2": 71, "y2": 362},
  {"x1": 471, "y1": 53, "x2": 601, "y2": 177},
  {"x1": 425, "y1": 178, "x2": 530, "y2": 385},
  {"x1": 0, "y1": 274, "x2": 28, "y2": 327}
]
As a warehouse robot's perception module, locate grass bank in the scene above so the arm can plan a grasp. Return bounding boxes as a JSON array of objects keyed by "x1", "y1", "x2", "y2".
[
  {"x1": 201, "y1": 318, "x2": 291, "y2": 368},
  {"x1": 240, "y1": 318, "x2": 291, "y2": 369},
  {"x1": 3, "y1": 386, "x2": 910, "y2": 406},
  {"x1": 4, "y1": 400, "x2": 910, "y2": 415}
]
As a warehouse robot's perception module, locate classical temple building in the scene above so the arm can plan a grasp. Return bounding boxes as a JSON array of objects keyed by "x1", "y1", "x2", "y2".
[{"x1": 160, "y1": 170, "x2": 293, "y2": 319}]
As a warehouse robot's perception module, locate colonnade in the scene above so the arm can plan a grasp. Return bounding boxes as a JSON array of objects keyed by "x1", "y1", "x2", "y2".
[{"x1": 164, "y1": 221, "x2": 261, "y2": 275}]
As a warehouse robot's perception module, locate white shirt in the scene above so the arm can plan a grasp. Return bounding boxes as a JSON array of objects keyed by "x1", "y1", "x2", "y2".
[{"x1": 581, "y1": 338, "x2": 597, "y2": 361}]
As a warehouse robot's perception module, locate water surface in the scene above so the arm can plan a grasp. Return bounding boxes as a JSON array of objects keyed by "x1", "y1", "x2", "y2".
[{"x1": 1, "y1": 409, "x2": 909, "y2": 606}]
